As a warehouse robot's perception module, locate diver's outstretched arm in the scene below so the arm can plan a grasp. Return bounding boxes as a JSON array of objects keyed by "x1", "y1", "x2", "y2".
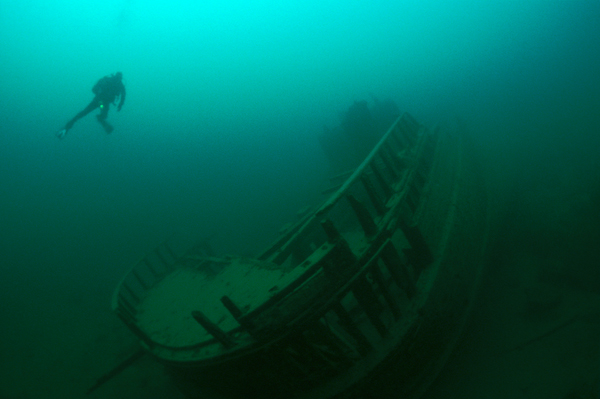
[{"x1": 117, "y1": 86, "x2": 126, "y2": 111}]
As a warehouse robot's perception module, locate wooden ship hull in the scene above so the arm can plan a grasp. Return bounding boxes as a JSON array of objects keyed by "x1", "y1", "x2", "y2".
[{"x1": 112, "y1": 113, "x2": 490, "y2": 399}]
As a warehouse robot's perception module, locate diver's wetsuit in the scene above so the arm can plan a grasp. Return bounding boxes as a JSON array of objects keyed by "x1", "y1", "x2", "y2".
[{"x1": 60, "y1": 73, "x2": 126, "y2": 137}]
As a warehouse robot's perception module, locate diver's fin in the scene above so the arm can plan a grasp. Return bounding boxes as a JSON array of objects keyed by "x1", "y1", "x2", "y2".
[{"x1": 56, "y1": 129, "x2": 67, "y2": 139}]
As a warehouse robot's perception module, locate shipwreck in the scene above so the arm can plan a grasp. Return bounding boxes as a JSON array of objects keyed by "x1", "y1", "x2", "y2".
[{"x1": 109, "y1": 112, "x2": 490, "y2": 398}]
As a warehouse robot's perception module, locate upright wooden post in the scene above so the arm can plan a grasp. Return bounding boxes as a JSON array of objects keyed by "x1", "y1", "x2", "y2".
[
  {"x1": 221, "y1": 295, "x2": 255, "y2": 333},
  {"x1": 192, "y1": 310, "x2": 235, "y2": 349},
  {"x1": 380, "y1": 241, "x2": 416, "y2": 298},
  {"x1": 360, "y1": 174, "x2": 386, "y2": 215},
  {"x1": 346, "y1": 194, "x2": 378, "y2": 238}
]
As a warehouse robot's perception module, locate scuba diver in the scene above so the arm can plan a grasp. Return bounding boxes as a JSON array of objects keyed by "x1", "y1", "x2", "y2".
[{"x1": 56, "y1": 72, "x2": 126, "y2": 139}]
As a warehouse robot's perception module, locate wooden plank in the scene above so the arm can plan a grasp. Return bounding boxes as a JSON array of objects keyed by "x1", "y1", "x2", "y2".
[{"x1": 192, "y1": 310, "x2": 235, "y2": 349}]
